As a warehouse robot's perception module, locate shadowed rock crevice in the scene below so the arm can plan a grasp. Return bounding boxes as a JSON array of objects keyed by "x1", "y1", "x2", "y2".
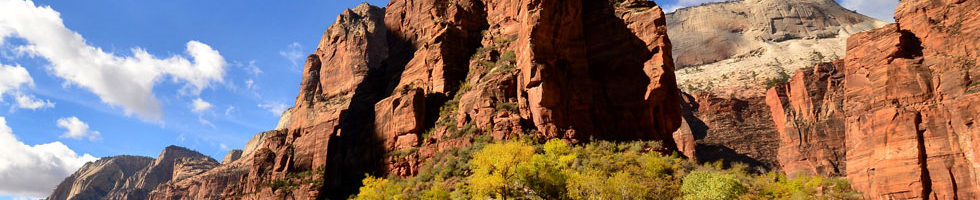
[
  {"x1": 896, "y1": 30, "x2": 924, "y2": 59},
  {"x1": 914, "y1": 112, "x2": 933, "y2": 199}
]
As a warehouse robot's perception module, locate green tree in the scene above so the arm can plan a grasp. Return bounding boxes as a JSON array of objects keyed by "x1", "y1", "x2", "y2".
[
  {"x1": 468, "y1": 141, "x2": 535, "y2": 198},
  {"x1": 681, "y1": 170, "x2": 747, "y2": 200},
  {"x1": 353, "y1": 175, "x2": 405, "y2": 200}
]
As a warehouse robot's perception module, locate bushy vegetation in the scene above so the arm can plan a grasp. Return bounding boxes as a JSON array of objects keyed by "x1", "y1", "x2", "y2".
[
  {"x1": 765, "y1": 69, "x2": 791, "y2": 89},
  {"x1": 351, "y1": 138, "x2": 859, "y2": 200}
]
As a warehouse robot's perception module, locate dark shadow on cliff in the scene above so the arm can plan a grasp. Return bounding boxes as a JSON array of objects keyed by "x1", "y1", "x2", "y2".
[
  {"x1": 695, "y1": 144, "x2": 769, "y2": 173},
  {"x1": 679, "y1": 92, "x2": 710, "y2": 140},
  {"x1": 318, "y1": 24, "x2": 415, "y2": 200},
  {"x1": 320, "y1": 1, "x2": 489, "y2": 199},
  {"x1": 576, "y1": 0, "x2": 679, "y2": 150}
]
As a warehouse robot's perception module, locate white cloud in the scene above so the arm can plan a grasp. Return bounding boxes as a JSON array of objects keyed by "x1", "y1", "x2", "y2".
[
  {"x1": 198, "y1": 116, "x2": 215, "y2": 128},
  {"x1": 0, "y1": 0, "x2": 227, "y2": 120},
  {"x1": 0, "y1": 63, "x2": 32, "y2": 96},
  {"x1": 191, "y1": 98, "x2": 213, "y2": 113},
  {"x1": 224, "y1": 106, "x2": 236, "y2": 116},
  {"x1": 56, "y1": 117, "x2": 100, "y2": 141},
  {"x1": 280, "y1": 42, "x2": 304, "y2": 70},
  {"x1": 0, "y1": 116, "x2": 98, "y2": 198},
  {"x1": 258, "y1": 102, "x2": 289, "y2": 116},
  {"x1": 0, "y1": 62, "x2": 54, "y2": 111},
  {"x1": 245, "y1": 79, "x2": 256, "y2": 90},
  {"x1": 839, "y1": 0, "x2": 898, "y2": 22},
  {"x1": 244, "y1": 60, "x2": 262, "y2": 76},
  {"x1": 14, "y1": 94, "x2": 53, "y2": 110}
]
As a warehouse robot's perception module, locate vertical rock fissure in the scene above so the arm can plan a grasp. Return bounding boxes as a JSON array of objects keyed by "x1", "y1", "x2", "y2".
[
  {"x1": 915, "y1": 112, "x2": 934, "y2": 199},
  {"x1": 948, "y1": 166, "x2": 960, "y2": 200}
]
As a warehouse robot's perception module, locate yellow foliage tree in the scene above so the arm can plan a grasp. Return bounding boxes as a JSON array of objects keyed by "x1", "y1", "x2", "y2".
[
  {"x1": 353, "y1": 175, "x2": 405, "y2": 200},
  {"x1": 468, "y1": 141, "x2": 535, "y2": 199}
]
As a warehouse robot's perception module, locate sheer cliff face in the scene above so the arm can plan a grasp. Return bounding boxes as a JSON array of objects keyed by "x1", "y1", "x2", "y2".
[
  {"x1": 765, "y1": 61, "x2": 847, "y2": 177},
  {"x1": 842, "y1": 0, "x2": 980, "y2": 196},
  {"x1": 147, "y1": 0, "x2": 683, "y2": 199},
  {"x1": 764, "y1": 0, "x2": 980, "y2": 198},
  {"x1": 668, "y1": 0, "x2": 886, "y2": 97},
  {"x1": 47, "y1": 146, "x2": 217, "y2": 200}
]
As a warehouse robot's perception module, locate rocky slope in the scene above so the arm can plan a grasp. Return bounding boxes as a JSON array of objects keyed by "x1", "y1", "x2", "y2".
[
  {"x1": 668, "y1": 0, "x2": 886, "y2": 97},
  {"x1": 764, "y1": 0, "x2": 980, "y2": 198},
  {"x1": 47, "y1": 146, "x2": 218, "y2": 200},
  {"x1": 147, "y1": 0, "x2": 684, "y2": 199}
]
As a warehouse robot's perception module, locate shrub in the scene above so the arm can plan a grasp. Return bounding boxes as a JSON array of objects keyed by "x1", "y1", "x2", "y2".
[
  {"x1": 351, "y1": 139, "x2": 858, "y2": 199},
  {"x1": 681, "y1": 170, "x2": 747, "y2": 200},
  {"x1": 353, "y1": 175, "x2": 405, "y2": 200},
  {"x1": 765, "y1": 70, "x2": 791, "y2": 88}
]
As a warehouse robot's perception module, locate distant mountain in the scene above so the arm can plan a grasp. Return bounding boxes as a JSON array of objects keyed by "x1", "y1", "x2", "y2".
[
  {"x1": 47, "y1": 146, "x2": 218, "y2": 200},
  {"x1": 667, "y1": 0, "x2": 886, "y2": 97}
]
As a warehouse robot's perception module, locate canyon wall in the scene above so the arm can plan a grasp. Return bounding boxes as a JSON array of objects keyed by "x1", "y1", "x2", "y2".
[
  {"x1": 766, "y1": 61, "x2": 847, "y2": 177},
  {"x1": 146, "y1": 0, "x2": 685, "y2": 199},
  {"x1": 765, "y1": 0, "x2": 980, "y2": 198}
]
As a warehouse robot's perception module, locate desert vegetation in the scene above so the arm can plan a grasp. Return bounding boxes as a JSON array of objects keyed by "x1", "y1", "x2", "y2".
[{"x1": 352, "y1": 138, "x2": 859, "y2": 200}]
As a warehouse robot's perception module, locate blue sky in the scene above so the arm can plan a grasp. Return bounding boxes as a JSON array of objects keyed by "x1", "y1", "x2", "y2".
[{"x1": 0, "y1": 0, "x2": 893, "y2": 199}]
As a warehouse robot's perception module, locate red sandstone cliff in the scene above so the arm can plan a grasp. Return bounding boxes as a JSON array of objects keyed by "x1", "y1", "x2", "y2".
[
  {"x1": 678, "y1": 92, "x2": 781, "y2": 171},
  {"x1": 764, "y1": 0, "x2": 980, "y2": 198},
  {"x1": 146, "y1": 0, "x2": 684, "y2": 199},
  {"x1": 766, "y1": 61, "x2": 847, "y2": 177}
]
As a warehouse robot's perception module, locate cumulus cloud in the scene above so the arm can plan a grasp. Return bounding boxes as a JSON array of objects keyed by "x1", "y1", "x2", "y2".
[
  {"x1": 0, "y1": 62, "x2": 55, "y2": 111},
  {"x1": 0, "y1": 0, "x2": 227, "y2": 120},
  {"x1": 0, "y1": 63, "x2": 32, "y2": 96},
  {"x1": 191, "y1": 98, "x2": 213, "y2": 113},
  {"x1": 839, "y1": 0, "x2": 898, "y2": 22},
  {"x1": 0, "y1": 117, "x2": 98, "y2": 198},
  {"x1": 258, "y1": 102, "x2": 289, "y2": 116},
  {"x1": 14, "y1": 94, "x2": 54, "y2": 110},
  {"x1": 56, "y1": 117, "x2": 100, "y2": 141}
]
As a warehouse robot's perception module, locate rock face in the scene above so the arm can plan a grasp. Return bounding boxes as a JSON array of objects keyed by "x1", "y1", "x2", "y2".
[
  {"x1": 516, "y1": 0, "x2": 682, "y2": 144},
  {"x1": 146, "y1": 0, "x2": 685, "y2": 199},
  {"x1": 841, "y1": 0, "x2": 980, "y2": 196},
  {"x1": 222, "y1": 149, "x2": 243, "y2": 165},
  {"x1": 765, "y1": 61, "x2": 847, "y2": 177},
  {"x1": 47, "y1": 156, "x2": 153, "y2": 200},
  {"x1": 47, "y1": 146, "x2": 217, "y2": 200},
  {"x1": 668, "y1": 0, "x2": 886, "y2": 97},
  {"x1": 680, "y1": 92, "x2": 781, "y2": 170},
  {"x1": 760, "y1": 0, "x2": 980, "y2": 197}
]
